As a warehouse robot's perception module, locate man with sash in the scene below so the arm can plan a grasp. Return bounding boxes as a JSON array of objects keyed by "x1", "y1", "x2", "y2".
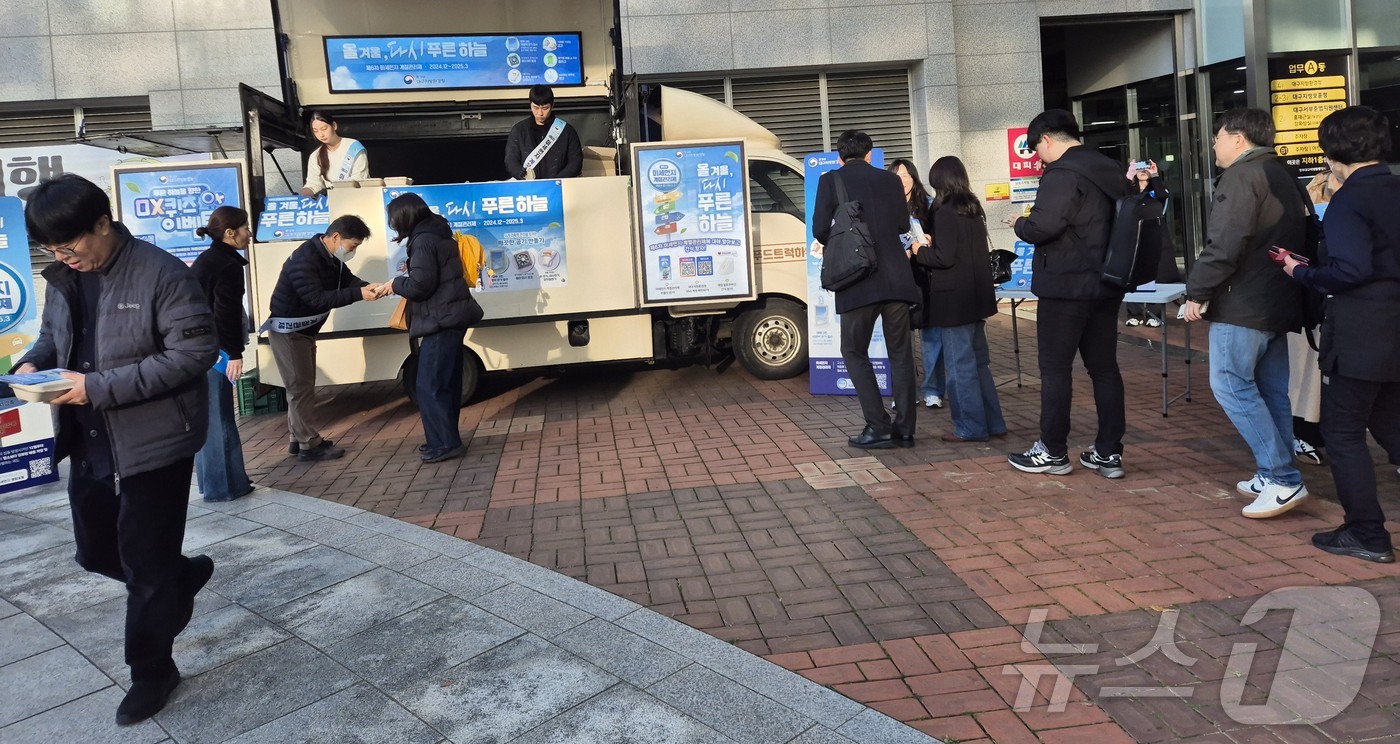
[
  {"x1": 504, "y1": 85, "x2": 583, "y2": 180},
  {"x1": 265, "y1": 215, "x2": 386, "y2": 461}
]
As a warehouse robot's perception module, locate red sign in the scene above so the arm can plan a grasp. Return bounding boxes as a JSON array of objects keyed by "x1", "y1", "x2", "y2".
[
  {"x1": 0, "y1": 409, "x2": 19, "y2": 439},
  {"x1": 1008, "y1": 128, "x2": 1042, "y2": 178}
]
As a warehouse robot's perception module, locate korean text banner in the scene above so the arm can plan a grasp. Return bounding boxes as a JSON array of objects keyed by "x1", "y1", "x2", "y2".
[
  {"x1": 803, "y1": 150, "x2": 890, "y2": 397},
  {"x1": 326, "y1": 34, "x2": 583, "y2": 92},
  {"x1": 385, "y1": 181, "x2": 566, "y2": 292},
  {"x1": 257, "y1": 195, "x2": 330, "y2": 243},
  {"x1": 633, "y1": 141, "x2": 755, "y2": 306},
  {"x1": 112, "y1": 160, "x2": 245, "y2": 264},
  {"x1": 0, "y1": 196, "x2": 58, "y2": 494}
]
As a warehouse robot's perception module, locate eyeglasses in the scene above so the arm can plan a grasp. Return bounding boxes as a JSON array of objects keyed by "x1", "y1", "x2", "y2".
[
  {"x1": 40, "y1": 235, "x2": 85, "y2": 259},
  {"x1": 1211, "y1": 131, "x2": 1241, "y2": 145}
]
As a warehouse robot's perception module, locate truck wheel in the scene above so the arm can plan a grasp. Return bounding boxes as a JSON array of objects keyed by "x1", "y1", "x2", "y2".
[
  {"x1": 400, "y1": 348, "x2": 482, "y2": 406},
  {"x1": 734, "y1": 299, "x2": 807, "y2": 380}
]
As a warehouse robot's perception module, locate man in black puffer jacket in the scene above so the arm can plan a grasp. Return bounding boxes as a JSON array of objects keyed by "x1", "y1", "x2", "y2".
[
  {"x1": 265, "y1": 215, "x2": 386, "y2": 461},
  {"x1": 1006, "y1": 109, "x2": 1130, "y2": 479}
]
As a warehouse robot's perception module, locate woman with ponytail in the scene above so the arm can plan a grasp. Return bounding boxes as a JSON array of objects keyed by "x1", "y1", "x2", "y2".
[
  {"x1": 190, "y1": 206, "x2": 254, "y2": 501},
  {"x1": 299, "y1": 111, "x2": 369, "y2": 196}
]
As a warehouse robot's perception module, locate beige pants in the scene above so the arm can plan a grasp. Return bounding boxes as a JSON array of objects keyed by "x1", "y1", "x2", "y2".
[{"x1": 267, "y1": 331, "x2": 323, "y2": 448}]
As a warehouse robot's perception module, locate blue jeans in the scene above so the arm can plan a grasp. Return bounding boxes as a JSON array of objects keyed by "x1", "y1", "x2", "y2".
[
  {"x1": 195, "y1": 369, "x2": 252, "y2": 502},
  {"x1": 941, "y1": 321, "x2": 1007, "y2": 440},
  {"x1": 919, "y1": 327, "x2": 945, "y2": 399},
  {"x1": 417, "y1": 328, "x2": 467, "y2": 451},
  {"x1": 1208, "y1": 323, "x2": 1300, "y2": 486}
]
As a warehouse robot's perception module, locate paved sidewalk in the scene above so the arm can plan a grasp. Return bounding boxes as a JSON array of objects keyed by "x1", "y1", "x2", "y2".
[
  {"x1": 226, "y1": 310, "x2": 1400, "y2": 743},
  {"x1": 0, "y1": 479, "x2": 937, "y2": 743}
]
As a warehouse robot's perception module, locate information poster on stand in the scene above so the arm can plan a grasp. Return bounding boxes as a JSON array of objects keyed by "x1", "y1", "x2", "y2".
[
  {"x1": 0, "y1": 196, "x2": 58, "y2": 494},
  {"x1": 385, "y1": 180, "x2": 566, "y2": 292},
  {"x1": 804, "y1": 150, "x2": 891, "y2": 397},
  {"x1": 632, "y1": 140, "x2": 755, "y2": 307},
  {"x1": 112, "y1": 160, "x2": 246, "y2": 264}
]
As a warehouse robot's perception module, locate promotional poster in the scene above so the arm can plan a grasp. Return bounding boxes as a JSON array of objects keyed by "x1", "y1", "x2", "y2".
[
  {"x1": 325, "y1": 34, "x2": 583, "y2": 92},
  {"x1": 257, "y1": 194, "x2": 331, "y2": 243},
  {"x1": 632, "y1": 140, "x2": 755, "y2": 306},
  {"x1": 385, "y1": 180, "x2": 567, "y2": 292},
  {"x1": 803, "y1": 150, "x2": 891, "y2": 396},
  {"x1": 0, "y1": 196, "x2": 57, "y2": 495},
  {"x1": 112, "y1": 160, "x2": 246, "y2": 264}
]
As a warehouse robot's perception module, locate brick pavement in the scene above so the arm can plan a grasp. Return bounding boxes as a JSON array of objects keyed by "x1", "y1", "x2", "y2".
[{"x1": 239, "y1": 310, "x2": 1400, "y2": 743}]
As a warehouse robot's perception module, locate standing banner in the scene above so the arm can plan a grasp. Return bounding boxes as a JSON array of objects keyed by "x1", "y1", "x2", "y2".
[
  {"x1": 0, "y1": 196, "x2": 58, "y2": 494},
  {"x1": 112, "y1": 160, "x2": 247, "y2": 264},
  {"x1": 804, "y1": 150, "x2": 891, "y2": 396},
  {"x1": 385, "y1": 180, "x2": 566, "y2": 292},
  {"x1": 631, "y1": 140, "x2": 756, "y2": 306}
]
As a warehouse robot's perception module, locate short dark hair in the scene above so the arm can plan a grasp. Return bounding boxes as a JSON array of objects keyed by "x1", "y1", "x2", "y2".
[
  {"x1": 325, "y1": 214, "x2": 371, "y2": 241},
  {"x1": 1318, "y1": 105, "x2": 1392, "y2": 165},
  {"x1": 24, "y1": 173, "x2": 112, "y2": 246},
  {"x1": 1216, "y1": 108, "x2": 1274, "y2": 148},
  {"x1": 386, "y1": 193, "x2": 435, "y2": 242},
  {"x1": 195, "y1": 205, "x2": 249, "y2": 242},
  {"x1": 1026, "y1": 109, "x2": 1081, "y2": 147},
  {"x1": 529, "y1": 85, "x2": 554, "y2": 106},
  {"x1": 836, "y1": 130, "x2": 873, "y2": 161}
]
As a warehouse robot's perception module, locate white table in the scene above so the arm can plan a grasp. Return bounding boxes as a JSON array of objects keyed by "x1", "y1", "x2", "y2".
[{"x1": 994, "y1": 282, "x2": 1193, "y2": 416}]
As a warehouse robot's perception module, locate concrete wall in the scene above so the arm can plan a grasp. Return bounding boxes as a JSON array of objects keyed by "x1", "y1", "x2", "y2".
[{"x1": 0, "y1": 0, "x2": 280, "y2": 129}]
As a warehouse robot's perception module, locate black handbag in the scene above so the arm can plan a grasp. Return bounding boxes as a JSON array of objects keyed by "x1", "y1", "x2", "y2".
[{"x1": 987, "y1": 224, "x2": 1017, "y2": 286}]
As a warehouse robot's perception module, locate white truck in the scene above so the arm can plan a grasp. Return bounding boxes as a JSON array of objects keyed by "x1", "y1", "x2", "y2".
[{"x1": 241, "y1": 0, "x2": 810, "y2": 401}]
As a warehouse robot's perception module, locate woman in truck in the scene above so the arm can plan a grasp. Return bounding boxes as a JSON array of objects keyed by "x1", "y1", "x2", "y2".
[
  {"x1": 386, "y1": 193, "x2": 482, "y2": 463},
  {"x1": 299, "y1": 111, "x2": 369, "y2": 196}
]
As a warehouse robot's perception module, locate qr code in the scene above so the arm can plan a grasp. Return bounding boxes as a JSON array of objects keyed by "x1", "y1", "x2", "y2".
[{"x1": 29, "y1": 459, "x2": 52, "y2": 478}]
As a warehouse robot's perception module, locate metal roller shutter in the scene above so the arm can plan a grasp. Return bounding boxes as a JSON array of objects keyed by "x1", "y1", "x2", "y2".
[
  {"x1": 827, "y1": 70, "x2": 913, "y2": 163},
  {"x1": 728, "y1": 75, "x2": 825, "y2": 159},
  {"x1": 0, "y1": 99, "x2": 151, "y2": 147}
]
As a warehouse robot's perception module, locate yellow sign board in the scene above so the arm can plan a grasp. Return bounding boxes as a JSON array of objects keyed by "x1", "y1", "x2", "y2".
[
  {"x1": 985, "y1": 183, "x2": 1010, "y2": 201},
  {"x1": 1275, "y1": 142, "x2": 1323, "y2": 157},
  {"x1": 1272, "y1": 102, "x2": 1347, "y2": 132},
  {"x1": 1270, "y1": 75, "x2": 1347, "y2": 92},
  {"x1": 1275, "y1": 129, "x2": 1319, "y2": 144},
  {"x1": 1270, "y1": 88, "x2": 1346, "y2": 105}
]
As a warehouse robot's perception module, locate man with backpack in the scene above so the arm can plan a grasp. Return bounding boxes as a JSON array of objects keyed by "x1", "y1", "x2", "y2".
[
  {"x1": 1184, "y1": 108, "x2": 1309, "y2": 519},
  {"x1": 1005, "y1": 109, "x2": 1129, "y2": 479},
  {"x1": 812, "y1": 130, "x2": 920, "y2": 449}
]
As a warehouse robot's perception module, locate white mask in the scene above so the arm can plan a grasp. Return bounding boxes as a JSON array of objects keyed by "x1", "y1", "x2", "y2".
[{"x1": 334, "y1": 247, "x2": 356, "y2": 263}]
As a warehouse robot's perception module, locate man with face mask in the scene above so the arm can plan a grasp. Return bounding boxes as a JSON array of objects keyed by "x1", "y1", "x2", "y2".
[{"x1": 265, "y1": 215, "x2": 385, "y2": 461}]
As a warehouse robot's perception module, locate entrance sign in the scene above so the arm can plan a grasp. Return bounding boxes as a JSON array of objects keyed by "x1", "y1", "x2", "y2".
[{"x1": 1269, "y1": 55, "x2": 1348, "y2": 176}]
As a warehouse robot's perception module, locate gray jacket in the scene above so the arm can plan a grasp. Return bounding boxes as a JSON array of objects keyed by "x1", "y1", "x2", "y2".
[
  {"x1": 1186, "y1": 148, "x2": 1305, "y2": 334},
  {"x1": 20, "y1": 223, "x2": 218, "y2": 481}
]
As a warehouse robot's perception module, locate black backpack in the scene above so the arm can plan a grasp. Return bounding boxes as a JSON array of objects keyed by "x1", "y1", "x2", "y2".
[
  {"x1": 1261, "y1": 159, "x2": 1325, "y2": 348},
  {"x1": 819, "y1": 171, "x2": 878, "y2": 292},
  {"x1": 1058, "y1": 160, "x2": 1166, "y2": 290}
]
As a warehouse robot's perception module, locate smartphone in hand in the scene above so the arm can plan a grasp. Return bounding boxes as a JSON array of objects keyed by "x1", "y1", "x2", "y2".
[{"x1": 1269, "y1": 246, "x2": 1310, "y2": 266}]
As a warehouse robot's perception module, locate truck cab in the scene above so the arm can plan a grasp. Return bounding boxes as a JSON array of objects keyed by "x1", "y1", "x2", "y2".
[{"x1": 244, "y1": 0, "x2": 809, "y2": 401}]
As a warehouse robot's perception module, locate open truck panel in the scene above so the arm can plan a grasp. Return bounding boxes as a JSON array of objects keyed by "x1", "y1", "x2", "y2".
[{"x1": 245, "y1": 0, "x2": 809, "y2": 401}]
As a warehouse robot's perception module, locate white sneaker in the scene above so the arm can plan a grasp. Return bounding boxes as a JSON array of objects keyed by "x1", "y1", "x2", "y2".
[
  {"x1": 923, "y1": 394, "x2": 943, "y2": 408},
  {"x1": 1145, "y1": 317, "x2": 1162, "y2": 328},
  {"x1": 1236, "y1": 474, "x2": 1268, "y2": 497},
  {"x1": 1294, "y1": 438, "x2": 1324, "y2": 466},
  {"x1": 1242, "y1": 481, "x2": 1308, "y2": 519}
]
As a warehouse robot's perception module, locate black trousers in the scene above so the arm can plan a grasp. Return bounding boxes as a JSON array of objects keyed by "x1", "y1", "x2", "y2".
[
  {"x1": 1320, "y1": 373, "x2": 1400, "y2": 550},
  {"x1": 69, "y1": 457, "x2": 196, "y2": 683},
  {"x1": 1035, "y1": 297, "x2": 1126, "y2": 457},
  {"x1": 840, "y1": 301, "x2": 917, "y2": 435}
]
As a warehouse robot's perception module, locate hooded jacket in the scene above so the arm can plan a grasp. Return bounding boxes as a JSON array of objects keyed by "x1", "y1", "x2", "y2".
[
  {"x1": 1014, "y1": 145, "x2": 1128, "y2": 301},
  {"x1": 267, "y1": 234, "x2": 369, "y2": 336},
  {"x1": 390, "y1": 214, "x2": 479, "y2": 338}
]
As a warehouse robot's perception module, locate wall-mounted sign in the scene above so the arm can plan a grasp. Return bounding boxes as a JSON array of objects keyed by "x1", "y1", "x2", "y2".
[
  {"x1": 1007, "y1": 127, "x2": 1042, "y2": 179},
  {"x1": 1269, "y1": 55, "x2": 1349, "y2": 176},
  {"x1": 325, "y1": 33, "x2": 584, "y2": 92},
  {"x1": 985, "y1": 183, "x2": 1010, "y2": 201}
]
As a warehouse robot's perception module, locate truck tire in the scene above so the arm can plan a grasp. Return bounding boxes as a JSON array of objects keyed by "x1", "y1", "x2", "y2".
[
  {"x1": 400, "y1": 348, "x2": 482, "y2": 407},
  {"x1": 734, "y1": 299, "x2": 807, "y2": 380}
]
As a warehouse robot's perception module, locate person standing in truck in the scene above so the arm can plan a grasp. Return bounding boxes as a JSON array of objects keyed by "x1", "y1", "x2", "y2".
[
  {"x1": 299, "y1": 111, "x2": 369, "y2": 196},
  {"x1": 504, "y1": 85, "x2": 583, "y2": 180}
]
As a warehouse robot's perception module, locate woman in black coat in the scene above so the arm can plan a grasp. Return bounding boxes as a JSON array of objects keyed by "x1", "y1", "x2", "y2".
[
  {"x1": 915, "y1": 157, "x2": 1007, "y2": 442},
  {"x1": 387, "y1": 193, "x2": 479, "y2": 463},
  {"x1": 190, "y1": 206, "x2": 254, "y2": 501},
  {"x1": 888, "y1": 158, "x2": 944, "y2": 408}
]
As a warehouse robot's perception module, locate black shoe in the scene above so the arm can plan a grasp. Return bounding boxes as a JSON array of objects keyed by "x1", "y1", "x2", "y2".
[
  {"x1": 115, "y1": 668, "x2": 180, "y2": 725},
  {"x1": 177, "y1": 555, "x2": 214, "y2": 634},
  {"x1": 288, "y1": 441, "x2": 299, "y2": 455},
  {"x1": 421, "y1": 444, "x2": 467, "y2": 463},
  {"x1": 1312, "y1": 527, "x2": 1396, "y2": 563},
  {"x1": 1007, "y1": 440, "x2": 1073, "y2": 475},
  {"x1": 894, "y1": 434, "x2": 914, "y2": 448},
  {"x1": 298, "y1": 441, "x2": 346, "y2": 462},
  {"x1": 847, "y1": 426, "x2": 895, "y2": 450},
  {"x1": 417, "y1": 444, "x2": 430, "y2": 454}
]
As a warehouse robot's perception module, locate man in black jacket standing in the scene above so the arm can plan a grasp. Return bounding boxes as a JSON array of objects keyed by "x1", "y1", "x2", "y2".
[
  {"x1": 265, "y1": 215, "x2": 385, "y2": 461},
  {"x1": 1005, "y1": 110, "x2": 1129, "y2": 478},
  {"x1": 16, "y1": 174, "x2": 218, "y2": 724},
  {"x1": 503, "y1": 85, "x2": 583, "y2": 180},
  {"x1": 812, "y1": 130, "x2": 921, "y2": 448}
]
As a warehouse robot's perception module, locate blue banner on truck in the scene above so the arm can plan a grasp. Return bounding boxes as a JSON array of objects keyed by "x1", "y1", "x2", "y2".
[
  {"x1": 257, "y1": 195, "x2": 330, "y2": 243},
  {"x1": 325, "y1": 34, "x2": 583, "y2": 92}
]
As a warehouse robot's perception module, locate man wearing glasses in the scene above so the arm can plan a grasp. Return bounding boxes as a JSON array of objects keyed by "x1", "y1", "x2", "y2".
[
  {"x1": 1183, "y1": 108, "x2": 1310, "y2": 519},
  {"x1": 13, "y1": 174, "x2": 218, "y2": 725}
]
